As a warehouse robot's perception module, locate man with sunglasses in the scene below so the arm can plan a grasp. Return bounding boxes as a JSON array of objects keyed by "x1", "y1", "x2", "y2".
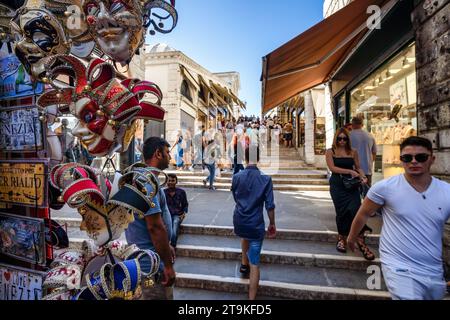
[{"x1": 347, "y1": 136, "x2": 450, "y2": 300}]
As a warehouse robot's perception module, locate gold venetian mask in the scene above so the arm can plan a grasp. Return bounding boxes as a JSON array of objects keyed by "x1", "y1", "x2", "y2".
[{"x1": 83, "y1": 0, "x2": 144, "y2": 63}]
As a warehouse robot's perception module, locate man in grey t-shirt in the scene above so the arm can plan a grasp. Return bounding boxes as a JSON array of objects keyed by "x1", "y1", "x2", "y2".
[{"x1": 350, "y1": 117, "x2": 377, "y2": 186}]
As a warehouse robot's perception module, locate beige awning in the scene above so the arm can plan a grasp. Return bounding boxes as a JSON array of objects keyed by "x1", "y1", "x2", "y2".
[
  {"x1": 261, "y1": 0, "x2": 392, "y2": 114},
  {"x1": 180, "y1": 65, "x2": 200, "y2": 91}
]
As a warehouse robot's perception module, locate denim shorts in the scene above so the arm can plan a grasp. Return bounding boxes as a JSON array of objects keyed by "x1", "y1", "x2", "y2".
[{"x1": 247, "y1": 239, "x2": 264, "y2": 266}]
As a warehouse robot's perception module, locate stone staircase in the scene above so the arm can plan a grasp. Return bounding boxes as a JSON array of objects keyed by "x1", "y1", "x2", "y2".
[
  {"x1": 54, "y1": 217, "x2": 389, "y2": 300},
  {"x1": 168, "y1": 147, "x2": 330, "y2": 192},
  {"x1": 50, "y1": 146, "x2": 394, "y2": 300}
]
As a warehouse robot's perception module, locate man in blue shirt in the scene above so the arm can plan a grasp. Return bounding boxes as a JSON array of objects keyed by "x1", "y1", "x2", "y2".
[
  {"x1": 125, "y1": 137, "x2": 176, "y2": 300},
  {"x1": 232, "y1": 145, "x2": 276, "y2": 300},
  {"x1": 164, "y1": 174, "x2": 188, "y2": 248}
]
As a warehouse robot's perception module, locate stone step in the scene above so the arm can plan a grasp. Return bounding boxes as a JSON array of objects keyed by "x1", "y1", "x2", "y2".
[
  {"x1": 65, "y1": 235, "x2": 378, "y2": 271},
  {"x1": 175, "y1": 234, "x2": 379, "y2": 269},
  {"x1": 175, "y1": 273, "x2": 390, "y2": 300},
  {"x1": 177, "y1": 182, "x2": 330, "y2": 191},
  {"x1": 174, "y1": 258, "x2": 389, "y2": 300},
  {"x1": 173, "y1": 287, "x2": 282, "y2": 300},
  {"x1": 56, "y1": 220, "x2": 380, "y2": 246},
  {"x1": 176, "y1": 176, "x2": 329, "y2": 185},
  {"x1": 168, "y1": 166, "x2": 328, "y2": 172},
  {"x1": 179, "y1": 225, "x2": 380, "y2": 245},
  {"x1": 176, "y1": 245, "x2": 380, "y2": 271}
]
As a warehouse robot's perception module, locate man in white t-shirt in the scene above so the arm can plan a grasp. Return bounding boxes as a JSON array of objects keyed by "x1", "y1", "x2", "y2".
[{"x1": 347, "y1": 136, "x2": 450, "y2": 300}]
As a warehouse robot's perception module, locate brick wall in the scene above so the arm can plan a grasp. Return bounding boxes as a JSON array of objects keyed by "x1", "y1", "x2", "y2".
[{"x1": 412, "y1": 0, "x2": 450, "y2": 270}]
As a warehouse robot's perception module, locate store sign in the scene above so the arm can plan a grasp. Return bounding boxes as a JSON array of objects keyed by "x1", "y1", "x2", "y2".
[
  {"x1": 0, "y1": 212, "x2": 46, "y2": 265},
  {"x1": 0, "y1": 55, "x2": 44, "y2": 100},
  {"x1": 0, "y1": 106, "x2": 43, "y2": 152},
  {"x1": 0, "y1": 161, "x2": 48, "y2": 208},
  {"x1": 0, "y1": 263, "x2": 44, "y2": 300}
]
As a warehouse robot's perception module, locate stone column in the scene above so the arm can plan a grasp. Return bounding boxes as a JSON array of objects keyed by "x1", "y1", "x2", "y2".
[
  {"x1": 412, "y1": 0, "x2": 450, "y2": 270},
  {"x1": 304, "y1": 90, "x2": 315, "y2": 165},
  {"x1": 324, "y1": 82, "x2": 335, "y2": 150}
]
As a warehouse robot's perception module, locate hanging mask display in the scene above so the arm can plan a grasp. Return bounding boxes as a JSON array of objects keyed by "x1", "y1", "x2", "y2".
[
  {"x1": 10, "y1": 0, "x2": 94, "y2": 80},
  {"x1": 37, "y1": 55, "x2": 165, "y2": 157},
  {"x1": 43, "y1": 240, "x2": 161, "y2": 300}
]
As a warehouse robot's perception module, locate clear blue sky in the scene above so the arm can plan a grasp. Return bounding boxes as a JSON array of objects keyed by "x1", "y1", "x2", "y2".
[{"x1": 147, "y1": 0, "x2": 324, "y2": 116}]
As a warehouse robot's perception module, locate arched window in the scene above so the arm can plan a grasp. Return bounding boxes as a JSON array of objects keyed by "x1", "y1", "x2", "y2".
[{"x1": 181, "y1": 80, "x2": 192, "y2": 102}]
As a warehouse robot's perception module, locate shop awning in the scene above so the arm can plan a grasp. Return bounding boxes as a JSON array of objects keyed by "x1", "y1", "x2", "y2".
[{"x1": 261, "y1": 0, "x2": 392, "y2": 114}]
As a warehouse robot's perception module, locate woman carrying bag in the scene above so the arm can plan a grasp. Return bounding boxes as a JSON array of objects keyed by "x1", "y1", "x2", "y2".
[{"x1": 326, "y1": 128, "x2": 375, "y2": 260}]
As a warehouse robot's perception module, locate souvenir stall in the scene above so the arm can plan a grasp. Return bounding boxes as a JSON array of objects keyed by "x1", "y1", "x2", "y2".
[{"x1": 0, "y1": 0, "x2": 178, "y2": 300}]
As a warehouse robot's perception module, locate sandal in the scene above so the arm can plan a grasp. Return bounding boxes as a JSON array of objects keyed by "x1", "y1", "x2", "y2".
[
  {"x1": 336, "y1": 235, "x2": 347, "y2": 253},
  {"x1": 357, "y1": 237, "x2": 375, "y2": 261}
]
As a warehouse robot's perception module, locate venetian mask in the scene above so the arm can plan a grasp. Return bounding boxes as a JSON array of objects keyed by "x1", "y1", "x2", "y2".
[
  {"x1": 83, "y1": 0, "x2": 144, "y2": 63},
  {"x1": 10, "y1": 0, "x2": 94, "y2": 80},
  {"x1": 82, "y1": 0, "x2": 178, "y2": 63},
  {"x1": 10, "y1": 0, "x2": 70, "y2": 79},
  {"x1": 78, "y1": 204, "x2": 133, "y2": 247},
  {"x1": 37, "y1": 55, "x2": 165, "y2": 157},
  {"x1": 49, "y1": 164, "x2": 141, "y2": 247}
]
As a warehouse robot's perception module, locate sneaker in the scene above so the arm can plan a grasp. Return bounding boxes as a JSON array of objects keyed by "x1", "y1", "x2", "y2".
[
  {"x1": 209, "y1": 186, "x2": 216, "y2": 191},
  {"x1": 202, "y1": 179, "x2": 207, "y2": 187},
  {"x1": 239, "y1": 264, "x2": 250, "y2": 278}
]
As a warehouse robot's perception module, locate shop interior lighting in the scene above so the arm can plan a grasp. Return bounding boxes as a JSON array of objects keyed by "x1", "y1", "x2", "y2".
[{"x1": 390, "y1": 68, "x2": 401, "y2": 74}]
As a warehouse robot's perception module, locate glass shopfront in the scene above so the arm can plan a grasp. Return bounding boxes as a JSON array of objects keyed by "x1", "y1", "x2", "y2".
[{"x1": 349, "y1": 43, "x2": 417, "y2": 182}]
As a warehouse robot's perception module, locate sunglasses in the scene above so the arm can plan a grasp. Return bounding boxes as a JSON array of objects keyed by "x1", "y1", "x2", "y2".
[
  {"x1": 400, "y1": 153, "x2": 431, "y2": 163},
  {"x1": 337, "y1": 137, "x2": 349, "y2": 142}
]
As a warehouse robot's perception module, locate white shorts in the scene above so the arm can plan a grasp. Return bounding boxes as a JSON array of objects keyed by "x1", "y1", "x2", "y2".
[{"x1": 382, "y1": 264, "x2": 446, "y2": 300}]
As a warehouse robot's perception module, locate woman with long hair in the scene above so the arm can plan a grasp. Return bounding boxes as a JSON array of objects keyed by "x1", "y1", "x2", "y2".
[{"x1": 326, "y1": 128, "x2": 375, "y2": 260}]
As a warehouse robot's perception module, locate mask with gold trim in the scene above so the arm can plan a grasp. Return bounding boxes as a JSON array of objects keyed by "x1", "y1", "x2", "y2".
[
  {"x1": 83, "y1": 0, "x2": 144, "y2": 64},
  {"x1": 50, "y1": 164, "x2": 148, "y2": 247},
  {"x1": 37, "y1": 54, "x2": 165, "y2": 157},
  {"x1": 10, "y1": 0, "x2": 94, "y2": 80}
]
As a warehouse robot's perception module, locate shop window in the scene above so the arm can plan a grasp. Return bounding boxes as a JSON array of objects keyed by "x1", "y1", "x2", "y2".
[
  {"x1": 335, "y1": 93, "x2": 346, "y2": 129},
  {"x1": 314, "y1": 117, "x2": 326, "y2": 155},
  {"x1": 349, "y1": 43, "x2": 417, "y2": 182},
  {"x1": 181, "y1": 80, "x2": 192, "y2": 102}
]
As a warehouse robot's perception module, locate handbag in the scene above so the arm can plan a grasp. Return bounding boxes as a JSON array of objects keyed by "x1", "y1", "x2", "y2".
[{"x1": 340, "y1": 175, "x2": 361, "y2": 190}]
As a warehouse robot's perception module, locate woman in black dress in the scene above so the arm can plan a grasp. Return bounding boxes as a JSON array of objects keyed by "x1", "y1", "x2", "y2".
[{"x1": 326, "y1": 128, "x2": 375, "y2": 260}]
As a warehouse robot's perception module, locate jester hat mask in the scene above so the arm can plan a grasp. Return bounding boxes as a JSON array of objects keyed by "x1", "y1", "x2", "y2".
[
  {"x1": 37, "y1": 54, "x2": 165, "y2": 157},
  {"x1": 49, "y1": 163, "x2": 132, "y2": 247}
]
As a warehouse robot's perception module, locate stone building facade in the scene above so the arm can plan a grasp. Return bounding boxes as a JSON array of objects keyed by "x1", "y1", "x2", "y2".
[
  {"x1": 412, "y1": 0, "x2": 450, "y2": 269},
  {"x1": 143, "y1": 43, "x2": 244, "y2": 146}
]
